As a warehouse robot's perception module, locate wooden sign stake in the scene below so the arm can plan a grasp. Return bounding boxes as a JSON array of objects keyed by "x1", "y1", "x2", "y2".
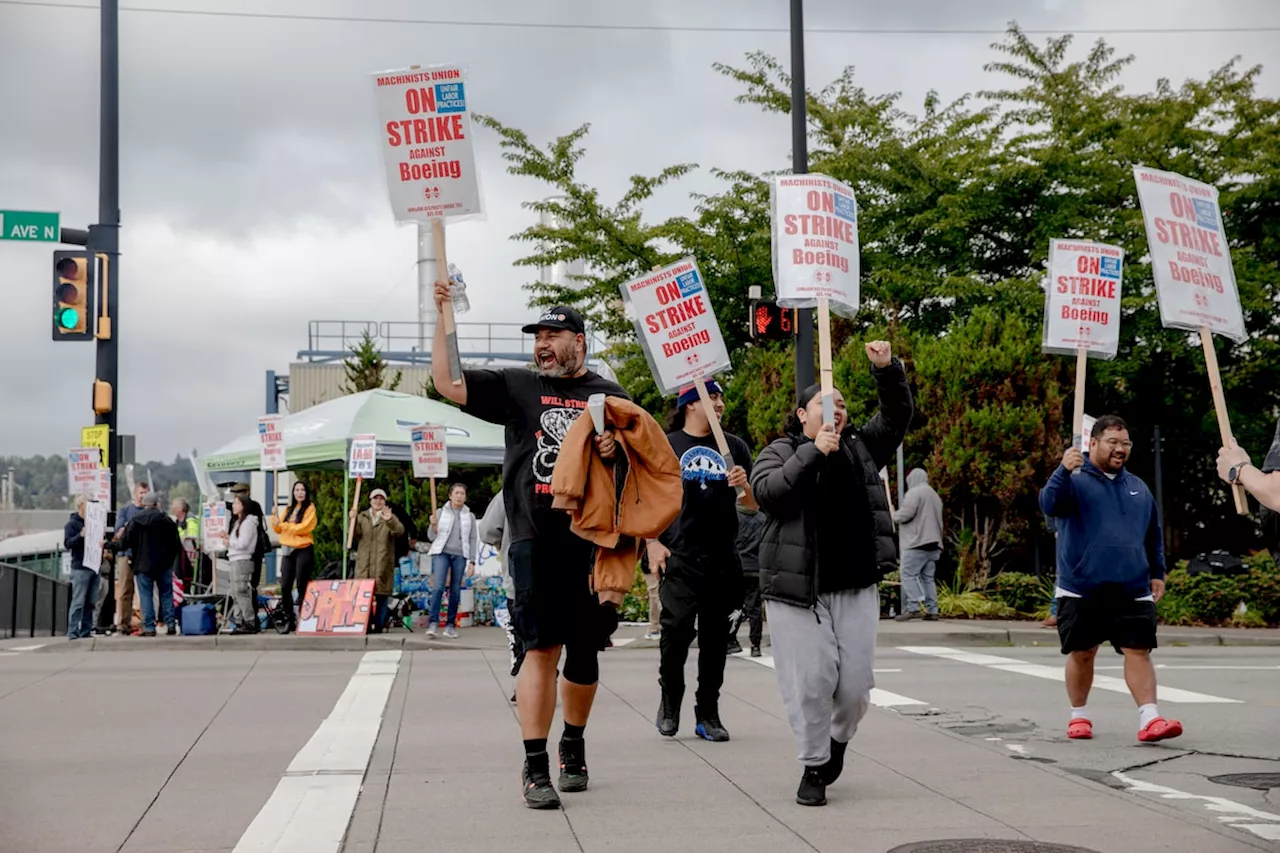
[
  {"x1": 1072, "y1": 347, "x2": 1087, "y2": 449},
  {"x1": 432, "y1": 218, "x2": 464, "y2": 386},
  {"x1": 1199, "y1": 327, "x2": 1250, "y2": 516},
  {"x1": 817, "y1": 296, "x2": 835, "y2": 426},
  {"x1": 694, "y1": 380, "x2": 746, "y2": 500},
  {"x1": 429, "y1": 477, "x2": 438, "y2": 517},
  {"x1": 346, "y1": 476, "x2": 364, "y2": 549}
]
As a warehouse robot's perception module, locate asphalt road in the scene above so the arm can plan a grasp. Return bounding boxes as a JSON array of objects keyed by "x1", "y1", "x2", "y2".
[{"x1": 0, "y1": 638, "x2": 1277, "y2": 853}]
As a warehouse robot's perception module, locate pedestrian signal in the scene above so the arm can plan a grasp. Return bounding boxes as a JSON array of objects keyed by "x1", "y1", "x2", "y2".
[
  {"x1": 53, "y1": 250, "x2": 94, "y2": 341},
  {"x1": 749, "y1": 300, "x2": 797, "y2": 342}
]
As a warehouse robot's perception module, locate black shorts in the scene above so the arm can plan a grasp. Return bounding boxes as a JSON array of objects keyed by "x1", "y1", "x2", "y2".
[
  {"x1": 1057, "y1": 591, "x2": 1158, "y2": 655},
  {"x1": 508, "y1": 533, "x2": 609, "y2": 651}
]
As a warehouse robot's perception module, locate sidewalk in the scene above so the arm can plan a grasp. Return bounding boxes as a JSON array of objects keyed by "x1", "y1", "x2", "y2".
[
  {"x1": 20, "y1": 615, "x2": 1280, "y2": 654},
  {"x1": 345, "y1": 649, "x2": 1269, "y2": 853}
]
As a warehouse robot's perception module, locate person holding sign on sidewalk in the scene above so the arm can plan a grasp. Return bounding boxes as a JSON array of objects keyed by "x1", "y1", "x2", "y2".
[
  {"x1": 271, "y1": 480, "x2": 317, "y2": 634},
  {"x1": 650, "y1": 379, "x2": 754, "y2": 743},
  {"x1": 350, "y1": 489, "x2": 405, "y2": 632},
  {"x1": 750, "y1": 342, "x2": 913, "y2": 807},
  {"x1": 431, "y1": 280, "x2": 626, "y2": 811},
  {"x1": 1040, "y1": 415, "x2": 1181, "y2": 745}
]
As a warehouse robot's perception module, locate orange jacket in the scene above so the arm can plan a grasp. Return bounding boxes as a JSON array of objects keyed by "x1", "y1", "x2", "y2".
[{"x1": 551, "y1": 396, "x2": 682, "y2": 606}]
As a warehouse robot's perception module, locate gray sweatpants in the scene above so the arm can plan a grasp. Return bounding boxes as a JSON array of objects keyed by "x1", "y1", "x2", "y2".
[{"x1": 768, "y1": 585, "x2": 879, "y2": 767}]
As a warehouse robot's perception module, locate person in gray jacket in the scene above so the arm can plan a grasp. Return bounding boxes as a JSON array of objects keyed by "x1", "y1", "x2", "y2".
[
  {"x1": 893, "y1": 468, "x2": 944, "y2": 620},
  {"x1": 477, "y1": 490, "x2": 524, "y2": 697}
]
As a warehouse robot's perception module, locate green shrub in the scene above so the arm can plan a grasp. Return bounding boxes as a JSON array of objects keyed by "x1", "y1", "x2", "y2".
[
  {"x1": 985, "y1": 572, "x2": 1052, "y2": 615},
  {"x1": 620, "y1": 562, "x2": 649, "y2": 624},
  {"x1": 1158, "y1": 556, "x2": 1279, "y2": 627},
  {"x1": 938, "y1": 575, "x2": 1015, "y2": 619}
]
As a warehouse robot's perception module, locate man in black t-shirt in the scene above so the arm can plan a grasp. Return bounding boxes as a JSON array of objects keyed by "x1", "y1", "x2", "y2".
[
  {"x1": 432, "y1": 281, "x2": 625, "y2": 811},
  {"x1": 648, "y1": 379, "x2": 754, "y2": 744}
]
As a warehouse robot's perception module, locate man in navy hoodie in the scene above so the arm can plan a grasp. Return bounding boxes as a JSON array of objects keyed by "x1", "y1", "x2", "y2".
[{"x1": 1040, "y1": 415, "x2": 1182, "y2": 744}]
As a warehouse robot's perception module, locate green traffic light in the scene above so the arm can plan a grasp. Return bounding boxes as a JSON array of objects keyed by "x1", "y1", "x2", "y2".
[{"x1": 58, "y1": 307, "x2": 80, "y2": 329}]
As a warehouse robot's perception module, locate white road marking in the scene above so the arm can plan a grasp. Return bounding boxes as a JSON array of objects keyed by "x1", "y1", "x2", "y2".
[
  {"x1": 1097, "y1": 665, "x2": 1280, "y2": 671},
  {"x1": 7, "y1": 644, "x2": 46, "y2": 652},
  {"x1": 1113, "y1": 771, "x2": 1280, "y2": 843},
  {"x1": 234, "y1": 650, "x2": 401, "y2": 853},
  {"x1": 899, "y1": 646, "x2": 1242, "y2": 704},
  {"x1": 738, "y1": 653, "x2": 927, "y2": 707},
  {"x1": 611, "y1": 638, "x2": 636, "y2": 647}
]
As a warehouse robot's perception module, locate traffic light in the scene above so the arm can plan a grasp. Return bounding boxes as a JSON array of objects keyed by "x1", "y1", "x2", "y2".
[
  {"x1": 749, "y1": 300, "x2": 798, "y2": 342},
  {"x1": 52, "y1": 250, "x2": 94, "y2": 341}
]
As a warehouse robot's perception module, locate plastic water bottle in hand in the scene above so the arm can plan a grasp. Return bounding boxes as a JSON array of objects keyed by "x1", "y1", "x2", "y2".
[{"x1": 447, "y1": 263, "x2": 470, "y2": 314}]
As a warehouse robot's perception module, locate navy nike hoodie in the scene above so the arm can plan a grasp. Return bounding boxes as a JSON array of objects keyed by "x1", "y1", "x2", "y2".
[{"x1": 1039, "y1": 458, "x2": 1166, "y2": 598}]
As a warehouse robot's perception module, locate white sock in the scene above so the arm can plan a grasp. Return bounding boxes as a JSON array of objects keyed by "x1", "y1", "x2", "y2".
[
  {"x1": 1070, "y1": 706, "x2": 1089, "y2": 720},
  {"x1": 1139, "y1": 703, "x2": 1159, "y2": 728}
]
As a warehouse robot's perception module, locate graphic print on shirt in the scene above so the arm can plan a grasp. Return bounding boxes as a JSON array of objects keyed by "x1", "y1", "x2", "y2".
[
  {"x1": 680, "y1": 445, "x2": 727, "y2": 491},
  {"x1": 532, "y1": 405, "x2": 581, "y2": 493}
]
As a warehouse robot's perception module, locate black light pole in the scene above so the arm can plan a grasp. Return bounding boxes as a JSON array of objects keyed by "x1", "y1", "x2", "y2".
[
  {"x1": 92, "y1": 0, "x2": 121, "y2": 630},
  {"x1": 790, "y1": 0, "x2": 814, "y2": 396}
]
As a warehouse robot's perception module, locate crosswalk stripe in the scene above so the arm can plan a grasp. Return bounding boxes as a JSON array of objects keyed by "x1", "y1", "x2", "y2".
[
  {"x1": 736, "y1": 652, "x2": 928, "y2": 707},
  {"x1": 899, "y1": 646, "x2": 1242, "y2": 704}
]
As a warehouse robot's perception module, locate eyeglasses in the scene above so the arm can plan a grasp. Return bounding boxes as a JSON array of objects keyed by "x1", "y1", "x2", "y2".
[{"x1": 1099, "y1": 438, "x2": 1133, "y2": 449}]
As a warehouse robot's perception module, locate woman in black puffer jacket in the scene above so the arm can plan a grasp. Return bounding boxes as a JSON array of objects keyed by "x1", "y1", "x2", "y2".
[{"x1": 749, "y1": 341, "x2": 912, "y2": 807}]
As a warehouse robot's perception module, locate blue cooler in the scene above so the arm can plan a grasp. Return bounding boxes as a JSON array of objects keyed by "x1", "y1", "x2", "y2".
[{"x1": 181, "y1": 603, "x2": 217, "y2": 636}]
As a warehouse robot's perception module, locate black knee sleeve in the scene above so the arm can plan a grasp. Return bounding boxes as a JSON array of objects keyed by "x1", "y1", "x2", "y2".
[{"x1": 561, "y1": 644, "x2": 599, "y2": 686}]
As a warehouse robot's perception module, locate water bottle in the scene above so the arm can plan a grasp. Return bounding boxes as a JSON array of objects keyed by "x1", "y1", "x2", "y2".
[{"x1": 447, "y1": 263, "x2": 470, "y2": 314}]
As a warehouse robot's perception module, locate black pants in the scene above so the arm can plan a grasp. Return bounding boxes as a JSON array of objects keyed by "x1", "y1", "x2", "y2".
[
  {"x1": 659, "y1": 561, "x2": 733, "y2": 710},
  {"x1": 731, "y1": 578, "x2": 763, "y2": 648},
  {"x1": 279, "y1": 546, "x2": 314, "y2": 626}
]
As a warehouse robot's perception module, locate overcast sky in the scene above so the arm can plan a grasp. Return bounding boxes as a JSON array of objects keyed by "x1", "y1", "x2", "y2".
[{"x1": 1, "y1": 0, "x2": 1277, "y2": 461}]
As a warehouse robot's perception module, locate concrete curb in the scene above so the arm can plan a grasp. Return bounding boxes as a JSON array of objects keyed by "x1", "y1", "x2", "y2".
[{"x1": 28, "y1": 623, "x2": 1280, "y2": 652}]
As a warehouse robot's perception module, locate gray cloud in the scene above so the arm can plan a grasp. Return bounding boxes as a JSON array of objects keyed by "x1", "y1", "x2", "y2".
[{"x1": 0, "y1": 0, "x2": 1276, "y2": 460}]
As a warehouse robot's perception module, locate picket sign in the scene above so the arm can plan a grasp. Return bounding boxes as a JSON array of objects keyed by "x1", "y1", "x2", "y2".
[
  {"x1": 1042, "y1": 238, "x2": 1125, "y2": 456},
  {"x1": 1133, "y1": 165, "x2": 1248, "y2": 515},
  {"x1": 620, "y1": 258, "x2": 742, "y2": 498}
]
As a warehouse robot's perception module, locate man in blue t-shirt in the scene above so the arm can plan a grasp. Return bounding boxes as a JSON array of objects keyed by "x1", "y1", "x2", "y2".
[{"x1": 1040, "y1": 415, "x2": 1181, "y2": 745}]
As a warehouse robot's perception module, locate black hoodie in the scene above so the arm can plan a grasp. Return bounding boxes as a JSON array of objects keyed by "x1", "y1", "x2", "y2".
[
  {"x1": 123, "y1": 507, "x2": 180, "y2": 578},
  {"x1": 64, "y1": 512, "x2": 86, "y2": 572}
]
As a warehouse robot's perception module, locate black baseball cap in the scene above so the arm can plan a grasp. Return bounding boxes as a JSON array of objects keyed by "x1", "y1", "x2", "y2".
[{"x1": 522, "y1": 306, "x2": 585, "y2": 335}]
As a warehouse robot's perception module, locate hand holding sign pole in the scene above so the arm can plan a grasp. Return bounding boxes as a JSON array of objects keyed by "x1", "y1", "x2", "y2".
[{"x1": 1133, "y1": 166, "x2": 1248, "y2": 515}]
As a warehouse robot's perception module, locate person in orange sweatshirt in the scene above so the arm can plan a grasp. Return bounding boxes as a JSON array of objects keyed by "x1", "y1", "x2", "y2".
[{"x1": 271, "y1": 480, "x2": 317, "y2": 634}]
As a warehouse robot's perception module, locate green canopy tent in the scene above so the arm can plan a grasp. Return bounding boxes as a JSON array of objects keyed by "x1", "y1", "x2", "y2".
[{"x1": 202, "y1": 389, "x2": 506, "y2": 572}]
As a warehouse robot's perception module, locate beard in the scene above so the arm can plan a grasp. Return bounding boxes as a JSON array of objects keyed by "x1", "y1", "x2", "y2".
[{"x1": 535, "y1": 345, "x2": 582, "y2": 378}]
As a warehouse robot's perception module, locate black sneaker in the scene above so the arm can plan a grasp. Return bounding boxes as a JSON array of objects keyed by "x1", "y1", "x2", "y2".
[
  {"x1": 923, "y1": 613, "x2": 939, "y2": 621},
  {"x1": 165, "y1": 625, "x2": 177, "y2": 636},
  {"x1": 558, "y1": 737, "x2": 589, "y2": 793},
  {"x1": 695, "y1": 706, "x2": 730, "y2": 742},
  {"x1": 750, "y1": 645, "x2": 762, "y2": 658},
  {"x1": 656, "y1": 691, "x2": 680, "y2": 737},
  {"x1": 894, "y1": 611, "x2": 922, "y2": 622},
  {"x1": 797, "y1": 767, "x2": 827, "y2": 806},
  {"x1": 726, "y1": 638, "x2": 743, "y2": 655},
  {"x1": 821, "y1": 738, "x2": 849, "y2": 785},
  {"x1": 522, "y1": 757, "x2": 561, "y2": 810}
]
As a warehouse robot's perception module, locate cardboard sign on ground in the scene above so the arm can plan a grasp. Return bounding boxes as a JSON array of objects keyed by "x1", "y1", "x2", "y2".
[{"x1": 298, "y1": 579, "x2": 376, "y2": 635}]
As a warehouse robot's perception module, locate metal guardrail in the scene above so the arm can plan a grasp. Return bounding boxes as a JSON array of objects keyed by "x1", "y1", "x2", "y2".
[
  {"x1": 1, "y1": 561, "x2": 70, "y2": 639},
  {"x1": 300, "y1": 319, "x2": 611, "y2": 364}
]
